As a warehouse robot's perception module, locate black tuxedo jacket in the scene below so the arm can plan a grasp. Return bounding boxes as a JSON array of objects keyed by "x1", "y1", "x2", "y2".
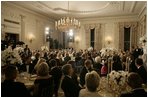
[
  {"x1": 61, "y1": 76, "x2": 80, "y2": 97},
  {"x1": 80, "y1": 67, "x2": 93, "y2": 87},
  {"x1": 137, "y1": 66, "x2": 147, "y2": 84},
  {"x1": 1, "y1": 80, "x2": 31, "y2": 97},
  {"x1": 120, "y1": 88, "x2": 147, "y2": 97}
]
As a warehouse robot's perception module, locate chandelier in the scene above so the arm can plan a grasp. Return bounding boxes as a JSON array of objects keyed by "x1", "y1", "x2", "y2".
[{"x1": 55, "y1": 1, "x2": 80, "y2": 31}]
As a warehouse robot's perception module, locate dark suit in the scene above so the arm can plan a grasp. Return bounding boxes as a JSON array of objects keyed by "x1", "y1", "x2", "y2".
[
  {"x1": 33, "y1": 77, "x2": 54, "y2": 97},
  {"x1": 64, "y1": 56, "x2": 71, "y2": 64},
  {"x1": 137, "y1": 66, "x2": 147, "y2": 84},
  {"x1": 120, "y1": 88, "x2": 147, "y2": 97},
  {"x1": 112, "y1": 62, "x2": 122, "y2": 71},
  {"x1": 133, "y1": 48, "x2": 143, "y2": 60},
  {"x1": 1, "y1": 80, "x2": 31, "y2": 97},
  {"x1": 61, "y1": 76, "x2": 80, "y2": 97},
  {"x1": 49, "y1": 66, "x2": 62, "y2": 96},
  {"x1": 129, "y1": 60, "x2": 137, "y2": 72},
  {"x1": 24, "y1": 47, "x2": 31, "y2": 58},
  {"x1": 29, "y1": 58, "x2": 39, "y2": 74},
  {"x1": 93, "y1": 62, "x2": 102, "y2": 75},
  {"x1": 80, "y1": 67, "x2": 93, "y2": 87}
]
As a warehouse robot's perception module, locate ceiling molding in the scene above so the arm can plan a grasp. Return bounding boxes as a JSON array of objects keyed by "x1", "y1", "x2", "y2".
[
  {"x1": 3, "y1": 1, "x2": 146, "y2": 21},
  {"x1": 138, "y1": 3, "x2": 146, "y2": 18},
  {"x1": 7, "y1": 2, "x2": 56, "y2": 22},
  {"x1": 79, "y1": 15, "x2": 138, "y2": 22},
  {"x1": 37, "y1": 1, "x2": 54, "y2": 12},
  {"x1": 130, "y1": 1, "x2": 137, "y2": 13}
]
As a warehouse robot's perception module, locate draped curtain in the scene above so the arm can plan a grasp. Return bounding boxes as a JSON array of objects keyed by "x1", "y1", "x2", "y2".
[
  {"x1": 119, "y1": 22, "x2": 138, "y2": 50},
  {"x1": 84, "y1": 23, "x2": 102, "y2": 50}
]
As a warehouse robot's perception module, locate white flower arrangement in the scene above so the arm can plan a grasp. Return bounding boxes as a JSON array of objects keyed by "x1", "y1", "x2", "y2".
[
  {"x1": 1, "y1": 47, "x2": 22, "y2": 66},
  {"x1": 41, "y1": 45, "x2": 49, "y2": 51},
  {"x1": 100, "y1": 48, "x2": 117, "y2": 57},
  {"x1": 108, "y1": 71, "x2": 131, "y2": 96},
  {"x1": 13, "y1": 46, "x2": 24, "y2": 54},
  {"x1": 88, "y1": 47, "x2": 93, "y2": 52}
]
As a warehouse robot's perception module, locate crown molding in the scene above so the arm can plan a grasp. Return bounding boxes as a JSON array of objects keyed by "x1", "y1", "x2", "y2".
[
  {"x1": 79, "y1": 15, "x2": 138, "y2": 22},
  {"x1": 3, "y1": 2, "x2": 55, "y2": 23}
]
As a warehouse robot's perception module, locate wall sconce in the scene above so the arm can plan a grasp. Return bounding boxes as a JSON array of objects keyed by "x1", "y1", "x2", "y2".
[
  {"x1": 105, "y1": 36, "x2": 112, "y2": 45},
  {"x1": 75, "y1": 36, "x2": 80, "y2": 43},
  {"x1": 28, "y1": 33, "x2": 35, "y2": 43}
]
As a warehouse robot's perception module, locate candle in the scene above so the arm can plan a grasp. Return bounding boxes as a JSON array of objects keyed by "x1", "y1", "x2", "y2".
[
  {"x1": 108, "y1": 58, "x2": 110, "y2": 74},
  {"x1": 126, "y1": 57, "x2": 128, "y2": 71}
]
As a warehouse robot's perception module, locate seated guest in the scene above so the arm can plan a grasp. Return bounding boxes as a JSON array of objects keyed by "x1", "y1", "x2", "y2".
[
  {"x1": 49, "y1": 59, "x2": 62, "y2": 97},
  {"x1": 33, "y1": 62, "x2": 54, "y2": 97},
  {"x1": 101, "y1": 61, "x2": 108, "y2": 76},
  {"x1": 67, "y1": 60, "x2": 80, "y2": 86},
  {"x1": 64, "y1": 53, "x2": 71, "y2": 64},
  {"x1": 1, "y1": 65, "x2": 31, "y2": 97},
  {"x1": 80, "y1": 53, "x2": 87, "y2": 66},
  {"x1": 79, "y1": 71, "x2": 101, "y2": 97},
  {"x1": 61, "y1": 64, "x2": 80, "y2": 97},
  {"x1": 80, "y1": 59, "x2": 93, "y2": 87},
  {"x1": 94, "y1": 56, "x2": 102, "y2": 75},
  {"x1": 34, "y1": 58, "x2": 46, "y2": 71},
  {"x1": 135, "y1": 58, "x2": 147, "y2": 84},
  {"x1": 112, "y1": 55, "x2": 122, "y2": 71},
  {"x1": 120, "y1": 72, "x2": 147, "y2": 97},
  {"x1": 29, "y1": 52, "x2": 40, "y2": 74}
]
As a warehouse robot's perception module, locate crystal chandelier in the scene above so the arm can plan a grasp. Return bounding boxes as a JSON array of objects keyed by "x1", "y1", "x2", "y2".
[{"x1": 55, "y1": 1, "x2": 80, "y2": 31}]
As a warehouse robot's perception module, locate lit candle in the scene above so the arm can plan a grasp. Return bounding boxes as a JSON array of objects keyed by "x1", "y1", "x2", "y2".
[{"x1": 128, "y1": 57, "x2": 131, "y2": 72}]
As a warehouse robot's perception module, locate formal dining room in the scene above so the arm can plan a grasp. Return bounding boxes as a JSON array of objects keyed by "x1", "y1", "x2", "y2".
[{"x1": 1, "y1": 0, "x2": 147, "y2": 97}]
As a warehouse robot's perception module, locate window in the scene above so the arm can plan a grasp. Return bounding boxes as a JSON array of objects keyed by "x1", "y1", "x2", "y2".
[
  {"x1": 90, "y1": 28, "x2": 95, "y2": 48},
  {"x1": 124, "y1": 27, "x2": 130, "y2": 51}
]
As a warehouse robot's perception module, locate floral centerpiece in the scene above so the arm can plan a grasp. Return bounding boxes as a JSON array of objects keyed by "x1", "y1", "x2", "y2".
[
  {"x1": 1, "y1": 46, "x2": 22, "y2": 66},
  {"x1": 107, "y1": 71, "x2": 131, "y2": 96},
  {"x1": 100, "y1": 48, "x2": 117, "y2": 58}
]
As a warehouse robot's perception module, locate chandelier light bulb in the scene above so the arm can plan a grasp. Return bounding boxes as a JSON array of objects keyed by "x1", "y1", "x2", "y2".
[{"x1": 55, "y1": 1, "x2": 80, "y2": 31}]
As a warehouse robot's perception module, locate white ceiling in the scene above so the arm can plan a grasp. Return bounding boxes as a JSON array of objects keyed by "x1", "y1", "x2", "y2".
[{"x1": 7, "y1": 1, "x2": 146, "y2": 20}]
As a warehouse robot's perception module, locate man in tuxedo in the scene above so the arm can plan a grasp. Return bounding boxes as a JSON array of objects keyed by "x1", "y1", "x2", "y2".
[
  {"x1": 61, "y1": 64, "x2": 81, "y2": 97},
  {"x1": 49, "y1": 59, "x2": 62, "y2": 97},
  {"x1": 1, "y1": 66, "x2": 31, "y2": 97},
  {"x1": 120, "y1": 72, "x2": 147, "y2": 97},
  {"x1": 24, "y1": 45, "x2": 32, "y2": 58},
  {"x1": 135, "y1": 58, "x2": 147, "y2": 84},
  {"x1": 79, "y1": 59, "x2": 93, "y2": 88},
  {"x1": 133, "y1": 46, "x2": 143, "y2": 60}
]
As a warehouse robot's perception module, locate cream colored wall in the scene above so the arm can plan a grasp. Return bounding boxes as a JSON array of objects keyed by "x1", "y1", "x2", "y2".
[
  {"x1": 1, "y1": 2, "x2": 59, "y2": 50},
  {"x1": 138, "y1": 6, "x2": 147, "y2": 43},
  {"x1": 76, "y1": 16, "x2": 140, "y2": 50}
]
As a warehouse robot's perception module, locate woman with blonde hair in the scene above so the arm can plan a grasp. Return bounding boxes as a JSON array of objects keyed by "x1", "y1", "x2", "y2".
[
  {"x1": 79, "y1": 71, "x2": 101, "y2": 97},
  {"x1": 33, "y1": 62, "x2": 54, "y2": 97},
  {"x1": 34, "y1": 58, "x2": 46, "y2": 71}
]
